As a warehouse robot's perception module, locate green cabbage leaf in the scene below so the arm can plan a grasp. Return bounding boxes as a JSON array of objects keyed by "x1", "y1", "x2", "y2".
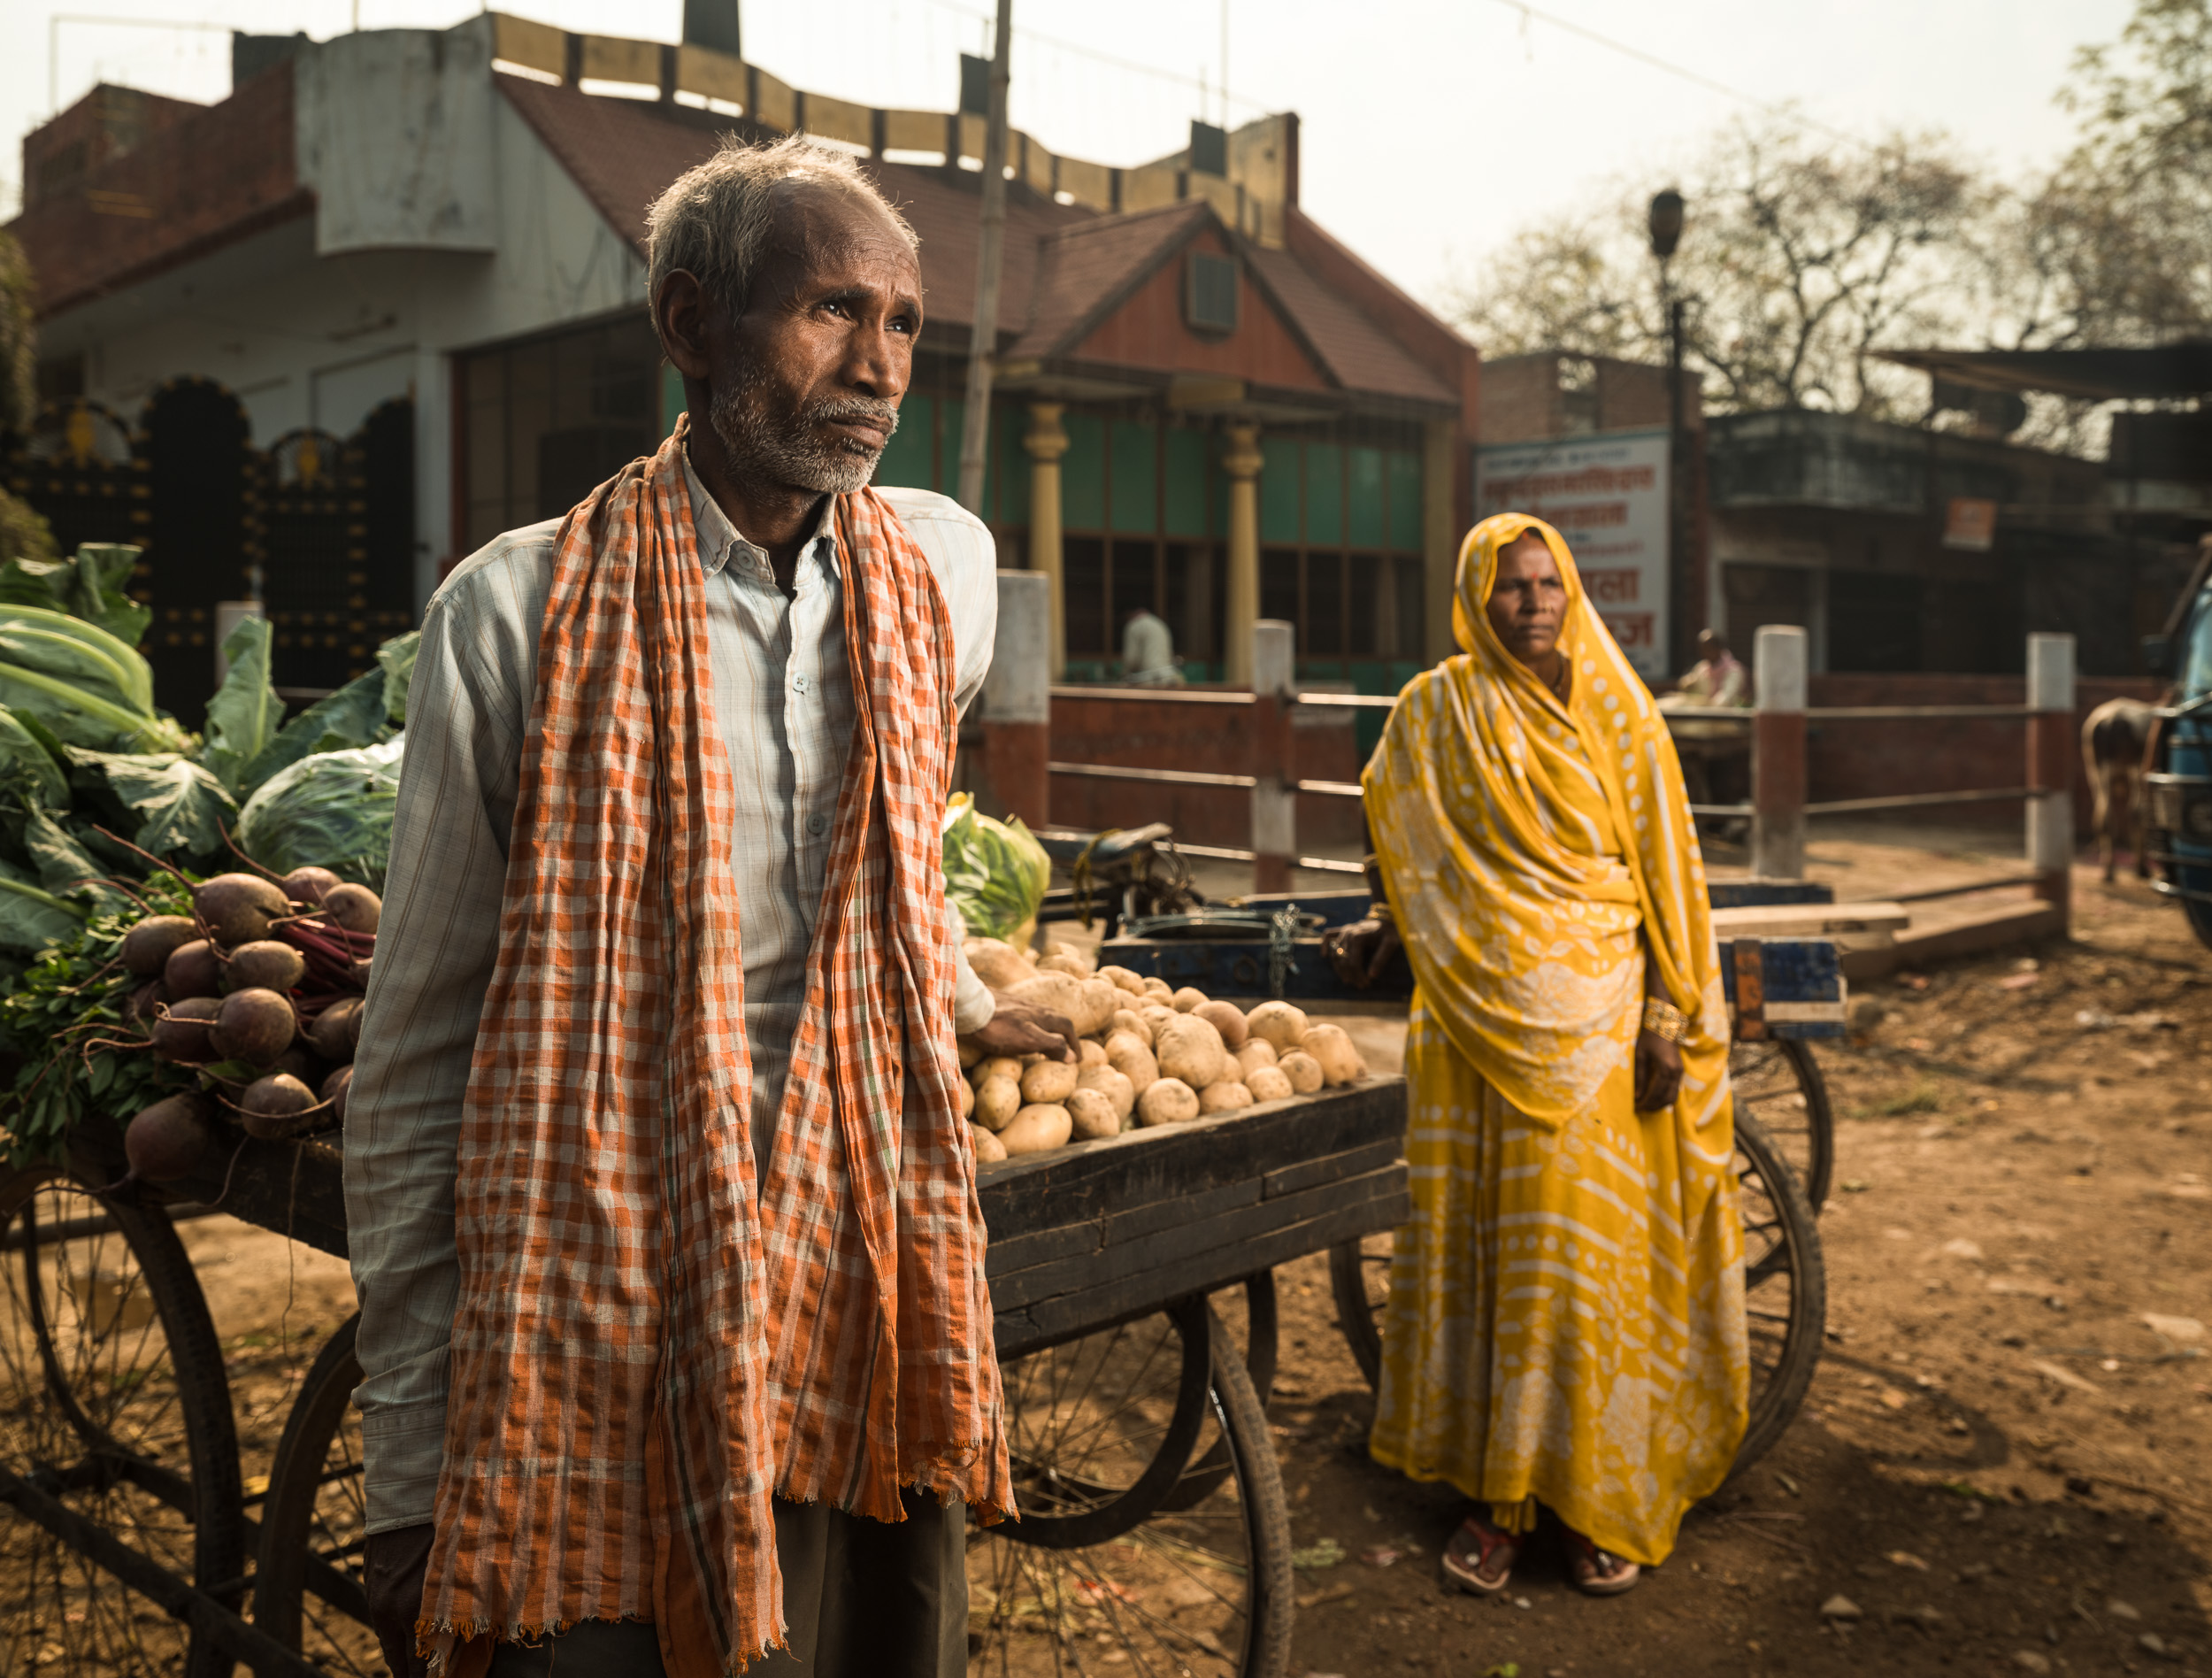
[{"x1": 941, "y1": 792, "x2": 1050, "y2": 943}]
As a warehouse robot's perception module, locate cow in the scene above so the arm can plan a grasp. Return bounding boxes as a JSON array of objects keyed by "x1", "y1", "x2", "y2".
[{"x1": 2081, "y1": 697, "x2": 2156, "y2": 882}]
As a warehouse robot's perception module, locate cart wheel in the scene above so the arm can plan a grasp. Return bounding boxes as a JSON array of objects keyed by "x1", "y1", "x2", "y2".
[
  {"x1": 1728, "y1": 1038, "x2": 1834, "y2": 1212},
  {"x1": 1326, "y1": 1230, "x2": 1389, "y2": 1395},
  {"x1": 972, "y1": 1297, "x2": 1293, "y2": 1678},
  {"x1": 252, "y1": 1311, "x2": 380, "y2": 1673},
  {"x1": 1729, "y1": 1110, "x2": 1826, "y2": 1477},
  {"x1": 0, "y1": 1150, "x2": 245, "y2": 1677}
]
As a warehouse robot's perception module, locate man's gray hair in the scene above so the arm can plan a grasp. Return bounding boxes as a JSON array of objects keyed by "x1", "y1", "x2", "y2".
[{"x1": 644, "y1": 134, "x2": 918, "y2": 332}]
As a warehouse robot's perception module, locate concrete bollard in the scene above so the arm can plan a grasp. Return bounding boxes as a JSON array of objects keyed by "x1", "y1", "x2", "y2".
[
  {"x1": 2025, "y1": 632, "x2": 2076, "y2": 917},
  {"x1": 984, "y1": 570, "x2": 1051, "y2": 828},
  {"x1": 1751, "y1": 625, "x2": 1808, "y2": 881},
  {"x1": 1250, "y1": 620, "x2": 1296, "y2": 893}
]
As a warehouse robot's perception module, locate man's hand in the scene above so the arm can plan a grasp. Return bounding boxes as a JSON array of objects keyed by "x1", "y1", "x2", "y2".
[
  {"x1": 364, "y1": 1523, "x2": 435, "y2": 1678},
  {"x1": 1321, "y1": 918, "x2": 1403, "y2": 990},
  {"x1": 1633, "y1": 1029, "x2": 1684, "y2": 1112},
  {"x1": 968, "y1": 994, "x2": 1079, "y2": 1062}
]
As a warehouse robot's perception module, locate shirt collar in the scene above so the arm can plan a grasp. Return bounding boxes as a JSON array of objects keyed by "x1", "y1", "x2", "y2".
[{"x1": 680, "y1": 445, "x2": 841, "y2": 586}]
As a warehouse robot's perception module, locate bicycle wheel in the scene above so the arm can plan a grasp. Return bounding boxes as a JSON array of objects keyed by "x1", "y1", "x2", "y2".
[
  {"x1": 972, "y1": 1297, "x2": 1293, "y2": 1678},
  {"x1": 0, "y1": 1148, "x2": 245, "y2": 1677},
  {"x1": 1730, "y1": 1111, "x2": 1826, "y2": 1477},
  {"x1": 1326, "y1": 1230, "x2": 1389, "y2": 1395},
  {"x1": 1729, "y1": 1038, "x2": 1834, "y2": 1212},
  {"x1": 252, "y1": 1312, "x2": 380, "y2": 1673}
]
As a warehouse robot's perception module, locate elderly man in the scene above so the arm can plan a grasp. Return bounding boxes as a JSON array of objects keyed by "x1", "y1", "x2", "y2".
[{"x1": 346, "y1": 135, "x2": 1072, "y2": 1678}]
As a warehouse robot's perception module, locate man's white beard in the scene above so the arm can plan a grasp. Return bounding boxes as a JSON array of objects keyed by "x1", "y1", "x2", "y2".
[{"x1": 710, "y1": 361, "x2": 898, "y2": 496}]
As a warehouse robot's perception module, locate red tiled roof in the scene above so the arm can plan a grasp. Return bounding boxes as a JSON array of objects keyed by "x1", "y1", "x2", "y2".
[
  {"x1": 1007, "y1": 201, "x2": 1210, "y2": 358},
  {"x1": 1244, "y1": 243, "x2": 1455, "y2": 406}
]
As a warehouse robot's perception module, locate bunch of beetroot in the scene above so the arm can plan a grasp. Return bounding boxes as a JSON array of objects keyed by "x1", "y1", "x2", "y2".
[{"x1": 111, "y1": 866, "x2": 380, "y2": 1188}]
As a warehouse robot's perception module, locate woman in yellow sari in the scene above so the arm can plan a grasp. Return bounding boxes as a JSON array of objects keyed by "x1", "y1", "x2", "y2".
[{"x1": 1325, "y1": 513, "x2": 1746, "y2": 1596}]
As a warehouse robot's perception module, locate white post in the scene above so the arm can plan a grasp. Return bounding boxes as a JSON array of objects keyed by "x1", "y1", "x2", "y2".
[
  {"x1": 2026, "y1": 632, "x2": 2076, "y2": 914},
  {"x1": 983, "y1": 570, "x2": 1052, "y2": 828},
  {"x1": 1250, "y1": 619, "x2": 1295, "y2": 892},
  {"x1": 1751, "y1": 624, "x2": 1808, "y2": 881}
]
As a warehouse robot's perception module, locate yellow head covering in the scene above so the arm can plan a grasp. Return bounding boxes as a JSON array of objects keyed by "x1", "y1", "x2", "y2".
[{"x1": 1363, "y1": 512, "x2": 1731, "y2": 1140}]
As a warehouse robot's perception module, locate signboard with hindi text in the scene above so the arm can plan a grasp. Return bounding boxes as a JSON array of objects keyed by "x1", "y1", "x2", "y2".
[{"x1": 1472, "y1": 428, "x2": 1671, "y2": 681}]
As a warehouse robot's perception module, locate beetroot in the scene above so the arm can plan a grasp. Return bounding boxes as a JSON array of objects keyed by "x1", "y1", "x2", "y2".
[
  {"x1": 239, "y1": 1073, "x2": 318, "y2": 1141},
  {"x1": 306, "y1": 998, "x2": 364, "y2": 1064},
  {"x1": 164, "y1": 939, "x2": 222, "y2": 1000},
  {"x1": 194, "y1": 873, "x2": 290, "y2": 949},
  {"x1": 350, "y1": 957, "x2": 373, "y2": 989},
  {"x1": 274, "y1": 1044, "x2": 323, "y2": 1084},
  {"x1": 122, "y1": 916, "x2": 199, "y2": 978},
  {"x1": 151, "y1": 998, "x2": 222, "y2": 1063},
  {"x1": 321, "y1": 883, "x2": 381, "y2": 935},
  {"x1": 119, "y1": 1095, "x2": 216, "y2": 1185},
  {"x1": 209, "y1": 988, "x2": 296, "y2": 1066},
  {"x1": 225, "y1": 940, "x2": 305, "y2": 995},
  {"x1": 280, "y1": 866, "x2": 342, "y2": 905},
  {"x1": 321, "y1": 1065, "x2": 353, "y2": 1127},
  {"x1": 125, "y1": 980, "x2": 168, "y2": 1028}
]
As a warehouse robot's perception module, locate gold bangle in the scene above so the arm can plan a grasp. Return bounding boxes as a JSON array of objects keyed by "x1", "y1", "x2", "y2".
[
  {"x1": 1368, "y1": 902, "x2": 1394, "y2": 925},
  {"x1": 1641, "y1": 997, "x2": 1689, "y2": 1044}
]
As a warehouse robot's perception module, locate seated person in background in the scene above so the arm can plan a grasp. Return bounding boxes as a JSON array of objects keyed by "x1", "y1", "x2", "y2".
[
  {"x1": 1663, "y1": 628, "x2": 1749, "y2": 710},
  {"x1": 1659, "y1": 628, "x2": 1750, "y2": 813},
  {"x1": 1118, "y1": 605, "x2": 1187, "y2": 686}
]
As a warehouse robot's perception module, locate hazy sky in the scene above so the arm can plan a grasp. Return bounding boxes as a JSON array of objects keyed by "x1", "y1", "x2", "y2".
[{"x1": 4, "y1": 0, "x2": 2139, "y2": 312}]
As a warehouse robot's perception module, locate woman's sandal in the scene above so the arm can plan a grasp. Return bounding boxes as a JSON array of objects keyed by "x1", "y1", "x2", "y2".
[
  {"x1": 1440, "y1": 1514, "x2": 1519, "y2": 1596},
  {"x1": 1564, "y1": 1529, "x2": 1642, "y2": 1597}
]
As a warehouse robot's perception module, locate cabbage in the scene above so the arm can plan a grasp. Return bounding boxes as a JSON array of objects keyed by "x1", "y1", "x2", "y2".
[
  {"x1": 0, "y1": 603, "x2": 184, "y2": 754},
  {"x1": 941, "y1": 793, "x2": 1050, "y2": 943},
  {"x1": 234, "y1": 737, "x2": 404, "y2": 889}
]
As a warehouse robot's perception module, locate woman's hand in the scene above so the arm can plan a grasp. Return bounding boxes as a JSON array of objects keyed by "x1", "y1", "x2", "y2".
[
  {"x1": 1322, "y1": 917, "x2": 1403, "y2": 989},
  {"x1": 1633, "y1": 1028, "x2": 1684, "y2": 1112}
]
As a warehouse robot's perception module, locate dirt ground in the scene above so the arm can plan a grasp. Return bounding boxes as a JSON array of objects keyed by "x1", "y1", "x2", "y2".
[{"x1": 166, "y1": 849, "x2": 2212, "y2": 1678}]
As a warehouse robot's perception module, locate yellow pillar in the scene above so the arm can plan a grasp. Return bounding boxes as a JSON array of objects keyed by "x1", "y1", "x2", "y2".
[
  {"x1": 1024, "y1": 401, "x2": 1070, "y2": 681},
  {"x1": 1222, "y1": 420, "x2": 1263, "y2": 688}
]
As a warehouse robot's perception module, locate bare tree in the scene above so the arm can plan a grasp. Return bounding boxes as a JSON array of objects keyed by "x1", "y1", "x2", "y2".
[{"x1": 0, "y1": 230, "x2": 55, "y2": 564}]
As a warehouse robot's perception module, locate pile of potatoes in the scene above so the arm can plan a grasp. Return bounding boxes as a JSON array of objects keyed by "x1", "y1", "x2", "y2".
[{"x1": 956, "y1": 936, "x2": 1368, "y2": 1162}]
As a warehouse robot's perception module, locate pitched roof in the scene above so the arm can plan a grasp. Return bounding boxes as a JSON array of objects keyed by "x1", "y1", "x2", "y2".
[
  {"x1": 1243, "y1": 243, "x2": 1455, "y2": 406},
  {"x1": 1007, "y1": 201, "x2": 1211, "y2": 358}
]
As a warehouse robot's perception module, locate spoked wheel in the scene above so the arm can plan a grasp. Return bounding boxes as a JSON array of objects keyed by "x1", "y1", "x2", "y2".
[
  {"x1": 0, "y1": 1150, "x2": 244, "y2": 1676},
  {"x1": 970, "y1": 1296, "x2": 1293, "y2": 1678},
  {"x1": 1729, "y1": 1110, "x2": 1825, "y2": 1477},
  {"x1": 1326, "y1": 1231, "x2": 1388, "y2": 1395},
  {"x1": 252, "y1": 1312, "x2": 380, "y2": 1673},
  {"x1": 1729, "y1": 1038, "x2": 1834, "y2": 1212}
]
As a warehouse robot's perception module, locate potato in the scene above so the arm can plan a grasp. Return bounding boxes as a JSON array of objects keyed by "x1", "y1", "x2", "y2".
[
  {"x1": 972, "y1": 1055, "x2": 1023, "y2": 1089},
  {"x1": 1245, "y1": 1065, "x2": 1294, "y2": 1103},
  {"x1": 1141, "y1": 976, "x2": 1173, "y2": 999},
  {"x1": 1021, "y1": 1059, "x2": 1079, "y2": 1105},
  {"x1": 1098, "y1": 965, "x2": 1147, "y2": 996},
  {"x1": 1078, "y1": 1064, "x2": 1136, "y2": 1121},
  {"x1": 1246, "y1": 1000, "x2": 1310, "y2": 1051},
  {"x1": 1107, "y1": 1040, "x2": 1160, "y2": 1097},
  {"x1": 958, "y1": 1079, "x2": 977, "y2": 1119},
  {"x1": 1233, "y1": 1038, "x2": 1279, "y2": 1076},
  {"x1": 1136, "y1": 1078, "x2": 1199, "y2": 1127},
  {"x1": 1109, "y1": 1008, "x2": 1152, "y2": 1046},
  {"x1": 1000, "y1": 1104, "x2": 1073, "y2": 1155},
  {"x1": 1078, "y1": 1038, "x2": 1109, "y2": 1068},
  {"x1": 1154, "y1": 1014, "x2": 1229, "y2": 1090},
  {"x1": 1302, "y1": 1023, "x2": 1366, "y2": 1087},
  {"x1": 1140, "y1": 1003, "x2": 1179, "y2": 1035},
  {"x1": 957, "y1": 1037, "x2": 983, "y2": 1071},
  {"x1": 964, "y1": 938, "x2": 1033, "y2": 989},
  {"x1": 1171, "y1": 986, "x2": 1210, "y2": 1013},
  {"x1": 975, "y1": 1075, "x2": 1023, "y2": 1130},
  {"x1": 1194, "y1": 999, "x2": 1248, "y2": 1049},
  {"x1": 1044, "y1": 941, "x2": 1096, "y2": 974},
  {"x1": 969, "y1": 1122, "x2": 1007, "y2": 1163},
  {"x1": 1279, "y1": 1051, "x2": 1324, "y2": 1094},
  {"x1": 1037, "y1": 953, "x2": 1089, "y2": 977},
  {"x1": 1009, "y1": 971, "x2": 1115, "y2": 1037},
  {"x1": 1199, "y1": 1080, "x2": 1254, "y2": 1113},
  {"x1": 1079, "y1": 978, "x2": 1122, "y2": 1035},
  {"x1": 1065, "y1": 1088, "x2": 1120, "y2": 1141}
]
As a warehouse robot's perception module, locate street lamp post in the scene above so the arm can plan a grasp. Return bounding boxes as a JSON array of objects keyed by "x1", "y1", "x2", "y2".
[{"x1": 1647, "y1": 189, "x2": 1688, "y2": 674}]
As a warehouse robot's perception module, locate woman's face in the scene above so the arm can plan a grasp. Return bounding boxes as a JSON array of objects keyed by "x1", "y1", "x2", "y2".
[{"x1": 1485, "y1": 531, "x2": 1568, "y2": 666}]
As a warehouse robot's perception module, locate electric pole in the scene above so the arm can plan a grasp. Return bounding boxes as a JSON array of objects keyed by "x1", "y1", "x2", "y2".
[{"x1": 956, "y1": 0, "x2": 1013, "y2": 515}]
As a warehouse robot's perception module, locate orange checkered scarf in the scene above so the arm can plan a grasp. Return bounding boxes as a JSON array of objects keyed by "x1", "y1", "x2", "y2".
[{"x1": 419, "y1": 422, "x2": 1011, "y2": 1675}]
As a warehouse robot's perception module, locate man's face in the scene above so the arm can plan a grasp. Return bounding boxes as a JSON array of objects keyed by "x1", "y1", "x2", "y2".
[
  {"x1": 1485, "y1": 532, "x2": 1568, "y2": 665},
  {"x1": 1698, "y1": 631, "x2": 1723, "y2": 662},
  {"x1": 707, "y1": 183, "x2": 922, "y2": 496}
]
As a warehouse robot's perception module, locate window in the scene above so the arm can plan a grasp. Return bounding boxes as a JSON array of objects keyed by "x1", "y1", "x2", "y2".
[{"x1": 1186, "y1": 253, "x2": 1240, "y2": 335}]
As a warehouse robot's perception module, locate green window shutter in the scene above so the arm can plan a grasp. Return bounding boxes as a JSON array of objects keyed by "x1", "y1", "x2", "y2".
[
  {"x1": 1305, "y1": 442, "x2": 1344, "y2": 548},
  {"x1": 1348, "y1": 446, "x2": 1386, "y2": 548},
  {"x1": 1063, "y1": 412, "x2": 1106, "y2": 529},
  {"x1": 872, "y1": 393, "x2": 935, "y2": 489},
  {"x1": 1259, "y1": 435, "x2": 1301, "y2": 544},
  {"x1": 992, "y1": 404, "x2": 1030, "y2": 526},
  {"x1": 935, "y1": 398, "x2": 965, "y2": 496},
  {"x1": 1386, "y1": 449, "x2": 1423, "y2": 550},
  {"x1": 1164, "y1": 427, "x2": 1209, "y2": 537},
  {"x1": 1110, "y1": 420, "x2": 1158, "y2": 533},
  {"x1": 659, "y1": 363, "x2": 686, "y2": 438}
]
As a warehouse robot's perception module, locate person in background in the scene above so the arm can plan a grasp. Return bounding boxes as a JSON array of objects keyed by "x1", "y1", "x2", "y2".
[
  {"x1": 1660, "y1": 628, "x2": 1751, "y2": 813},
  {"x1": 1666, "y1": 627, "x2": 1749, "y2": 709},
  {"x1": 1118, "y1": 604, "x2": 1186, "y2": 686},
  {"x1": 1323, "y1": 512, "x2": 1745, "y2": 1600}
]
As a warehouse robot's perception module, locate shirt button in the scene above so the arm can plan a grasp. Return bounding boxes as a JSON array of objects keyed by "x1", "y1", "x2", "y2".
[
  {"x1": 806, "y1": 812, "x2": 829, "y2": 836},
  {"x1": 793, "y1": 674, "x2": 811, "y2": 695}
]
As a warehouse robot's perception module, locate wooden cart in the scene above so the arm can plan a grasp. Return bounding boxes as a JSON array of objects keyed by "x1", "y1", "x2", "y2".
[{"x1": 0, "y1": 1077, "x2": 1409, "y2": 1678}]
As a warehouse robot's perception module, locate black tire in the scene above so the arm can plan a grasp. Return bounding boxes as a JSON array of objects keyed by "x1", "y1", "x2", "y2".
[
  {"x1": 1729, "y1": 1038, "x2": 1834, "y2": 1212},
  {"x1": 1729, "y1": 1111, "x2": 1826, "y2": 1477},
  {"x1": 252, "y1": 1312, "x2": 380, "y2": 1673},
  {"x1": 973, "y1": 1299, "x2": 1293, "y2": 1678},
  {"x1": 1328, "y1": 1230, "x2": 1387, "y2": 1395},
  {"x1": 0, "y1": 1147, "x2": 245, "y2": 1677}
]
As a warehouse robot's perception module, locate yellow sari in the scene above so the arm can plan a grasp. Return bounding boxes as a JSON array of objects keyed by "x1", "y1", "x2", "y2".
[{"x1": 1363, "y1": 513, "x2": 1746, "y2": 1566}]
